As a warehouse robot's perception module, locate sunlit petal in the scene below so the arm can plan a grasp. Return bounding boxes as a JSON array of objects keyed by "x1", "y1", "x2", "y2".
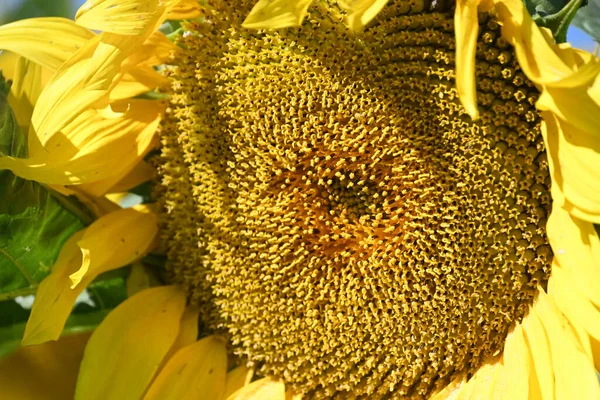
[{"x1": 75, "y1": 286, "x2": 186, "y2": 400}]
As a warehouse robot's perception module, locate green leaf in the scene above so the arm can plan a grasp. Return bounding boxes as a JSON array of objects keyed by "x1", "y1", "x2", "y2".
[
  {"x1": 573, "y1": 0, "x2": 600, "y2": 42},
  {"x1": 0, "y1": 71, "x2": 11, "y2": 97},
  {"x1": 0, "y1": 91, "x2": 26, "y2": 159},
  {"x1": 0, "y1": 90, "x2": 86, "y2": 300},
  {"x1": 0, "y1": 274, "x2": 129, "y2": 359},
  {"x1": 524, "y1": 0, "x2": 588, "y2": 43}
]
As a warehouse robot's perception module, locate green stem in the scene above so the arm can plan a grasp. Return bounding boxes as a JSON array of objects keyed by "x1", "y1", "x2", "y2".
[
  {"x1": 0, "y1": 286, "x2": 38, "y2": 302},
  {"x1": 543, "y1": 0, "x2": 584, "y2": 43}
]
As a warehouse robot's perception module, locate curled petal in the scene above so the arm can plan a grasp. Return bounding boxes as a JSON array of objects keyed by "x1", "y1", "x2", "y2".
[
  {"x1": 22, "y1": 207, "x2": 158, "y2": 345},
  {"x1": 69, "y1": 206, "x2": 158, "y2": 287}
]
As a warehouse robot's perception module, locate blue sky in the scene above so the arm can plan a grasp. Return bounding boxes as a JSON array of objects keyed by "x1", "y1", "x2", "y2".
[{"x1": 568, "y1": 26, "x2": 598, "y2": 52}]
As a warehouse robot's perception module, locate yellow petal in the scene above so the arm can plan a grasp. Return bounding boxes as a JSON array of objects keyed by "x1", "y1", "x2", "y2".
[
  {"x1": 69, "y1": 206, "x2": 158, "y2": 287},
  {"x1": 493, "y1": 0, "x2": 576, "y2": 86},
  {"x1": 31, "y1": 33, "x2": 136, "y2": 148},
  {"x1": 111, "y1": 66, "x2": 170, "y2": 101},
  {"x1": 75, "y1": 285, "x2": 186, "y2": 400},
  {"x1": 22, "y1": 207, "x2": 157, "y2": 345},
  {"x1": 22, "y1": 231, "x2": 86, "y2": 346},
  {"x1": 0, "y1": 17, "x2": 93, "y2": 72},
  {"x1": 166, "y1": 0, "x2": 203, "y2": 20},
  {"x1": 0, "y1": 100, "x2": 161, "y2": 186},
  {"x1": 0, "y1": 333, "x2": 90, "y2": 400},
  {"x1": 534, "y1": 289, "x2": 600, "y2": 400},
  {"x1": 549, "y1": 263, "x2": 600, "y2": 341},
  {"x1": 460, "y1": 360, "x2": 507, "y2": 400},
  {"x1": 502, "y1": 325, "x2": 529, "y2": 400},
  {"x1": 337, "y1": 0, "x2": 389, "y2": 30},
  {"x1": 589, "y1": 73, "x2": 600, "y2": 108},
  {"x1": 537, "y1": 81, "x2": 600, "y2": 141},
  {"x1": 456, "y1": 374, "x2": 477, "y2": 400},
  {"x1": 430, "y1": 377, "x2": 464, "y2": 400},
  {"x1": 242, "y1": 0, "x2": 314, "y2": 29},
  {"x1": 76, "y1": 0, "x2": 163, "y2": 35},
  {"x1": 224, "y1": 366, "x2": 253, "y2": 400},
  {"x1": 542, "y1": 111, "x2": 600, "y2": 222},
  {"x1": 7, "y1": 57, "x2": 42, "y2": 133},
  {"x1": 104, "y1": 160, "x2": 156, "y2": 193},
  {"x1": 546, "y1": 205, "x2": 600, "y2": 307},
  {"x1": 144, "y1": 336, "x2": 228, "y2": 400},
  {"x1": 522, "y1": 305, "x2": 555, "y2": 400},
  {"x1": 50, "y1": 184, "x2": 120, "y2": 217},
  {"x1": 227, "y1": 377, "x2": 285, "y2": 400},
  {"x1": 0, "y1": 50, "x2": 19, "y2": 79},
  {"x1": 126, "y1": 262, "x2": 153, "y2": 296},
  {"x1": 453, "y1": 0, "x2": 480, "y2": 120},
  {"x1": 158, "y1": 306, "x2": 201, "y2": 369}
]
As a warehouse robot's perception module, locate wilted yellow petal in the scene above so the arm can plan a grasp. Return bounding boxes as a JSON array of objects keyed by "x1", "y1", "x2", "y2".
[
  {"x1": 338, "y1": 0, "x2": 389, "y2": 30},
  {"x1": 75, "y1": 286, "x2": 186, "y2": 400},
  {"x1": 242, "y1": 0, "x2": 313, "y2": 29},
  {"x1": 76, "y1": 0, "x2": 163, "y2": 35},
  {"x1": 22, "y1": 207, "x2": 157, "y2": 345},
  {"x1": 0, "y1": 17, "x2": 93, "y2": 72},
  {"x1": 224, "y1": 366, "x2": 253, "y2": 399},
  {"x1": 69, "y1": 206, "x2": 158, "y2": 287},
  {"x1": 227, "y1": 377, "x2": 285, "y2": 400},
  {"x1": 144, "y1": 336, "x2": 227, "y2": 400},
  {"x1": 535, "y1": 289, "x2": 600, "y2": 399},
  {"x1": 502, "y1": 325, "x2": 529, "y2": 400},
  {"x1": 0, "y1": 333, "x2": 90, "y2": 400},
  {"x1": 454, "y1": 0, "x2": 480, "y2": 119},
  {"x1": 542, "y1": 111, "x2": 600, "y2": 223},
  {"x1": 522, "y1": 301, "x2": 555, "y2": 400}
]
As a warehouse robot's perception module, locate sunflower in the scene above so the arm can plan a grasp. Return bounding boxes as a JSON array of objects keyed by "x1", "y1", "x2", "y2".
[{"x1": 1, "y1": 0, "x2": 599, "y2": 399}]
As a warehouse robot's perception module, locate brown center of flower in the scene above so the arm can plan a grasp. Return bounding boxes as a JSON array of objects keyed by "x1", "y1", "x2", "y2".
[{"x1": 155, "y1": 1, "x2": 552, "y2": 398}]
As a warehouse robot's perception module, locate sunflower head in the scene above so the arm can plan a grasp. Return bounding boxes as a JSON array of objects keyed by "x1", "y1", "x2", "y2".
[{"x1": 156, "y1": 0, "x2": 554, "y2": 397}]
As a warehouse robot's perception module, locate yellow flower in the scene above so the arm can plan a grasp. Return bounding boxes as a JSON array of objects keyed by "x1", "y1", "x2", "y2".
[{"x1": 2, "y1": 0, "x2": 600, "y2": 399}]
